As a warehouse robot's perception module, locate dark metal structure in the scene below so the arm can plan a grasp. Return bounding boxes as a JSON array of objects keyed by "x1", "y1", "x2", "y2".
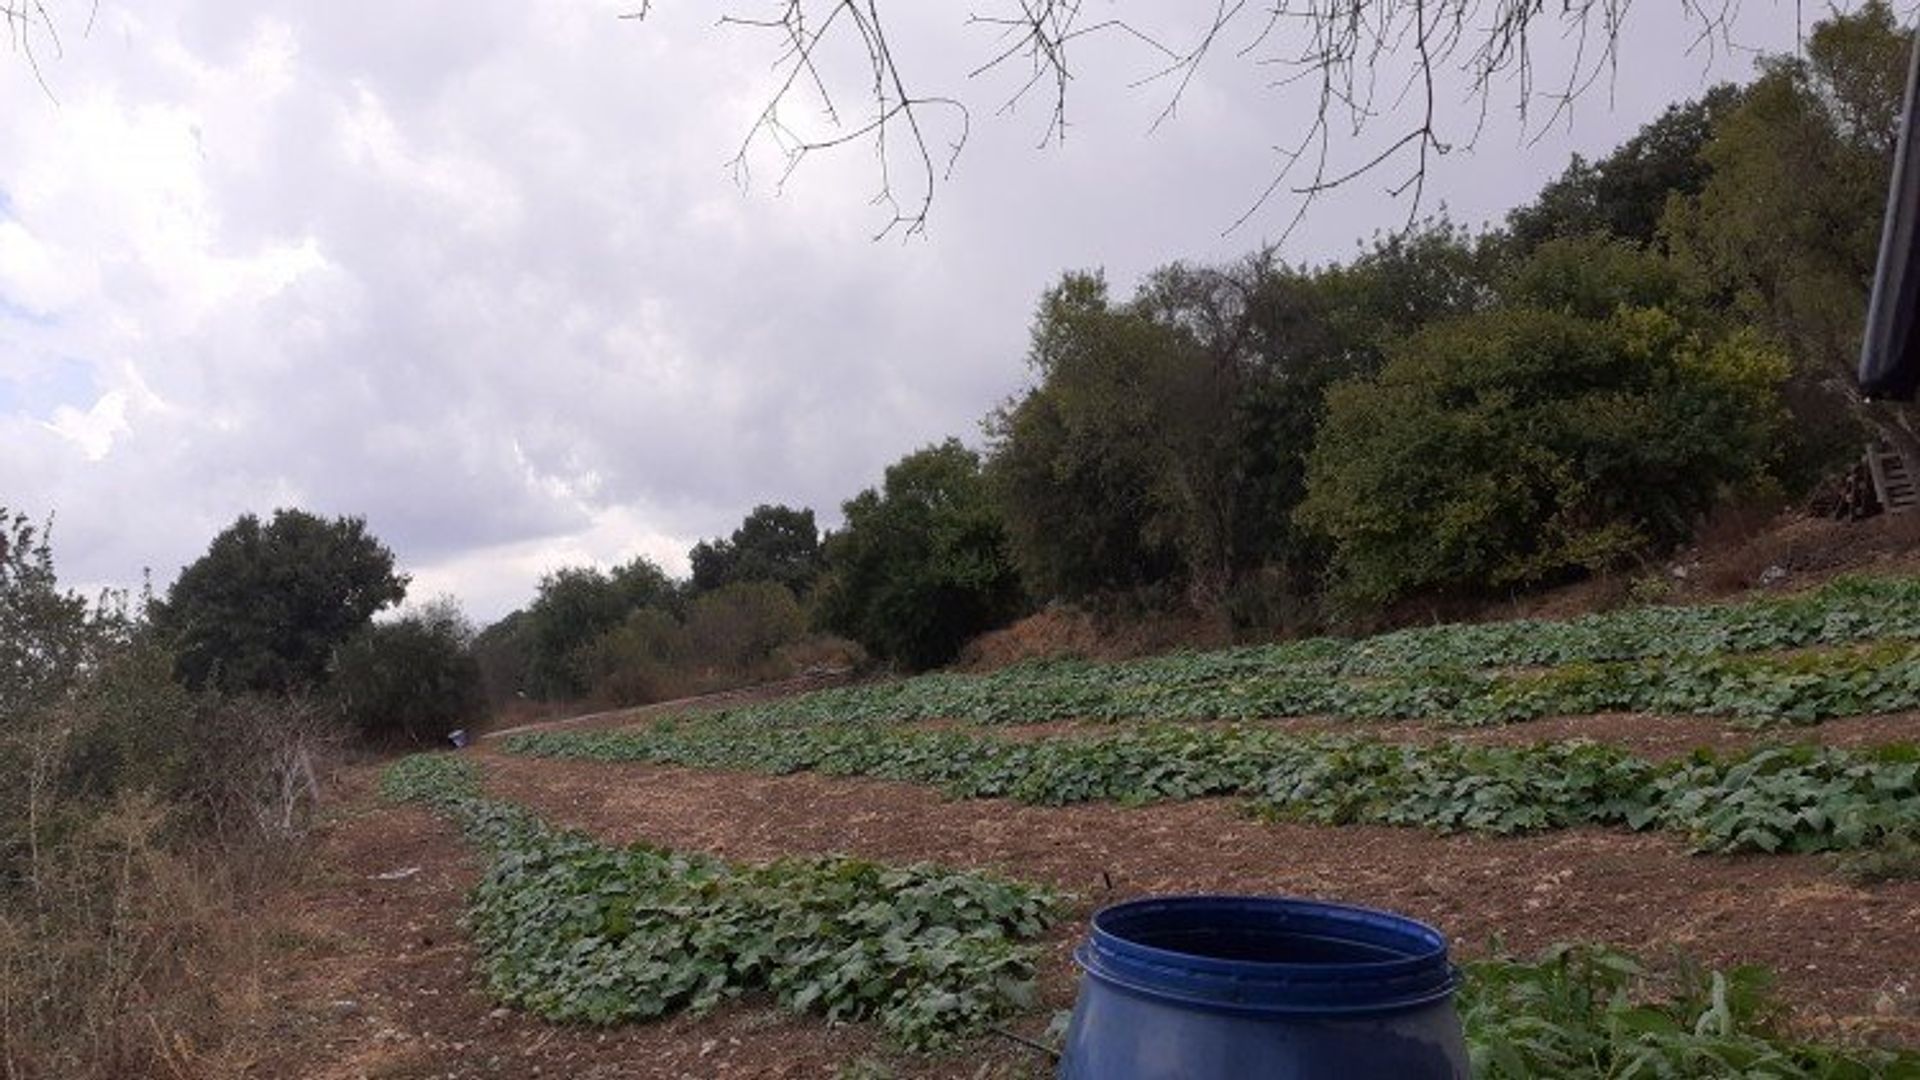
[{"x1": 1860, "y1": 32, "x2": 1920, "y2": 400}]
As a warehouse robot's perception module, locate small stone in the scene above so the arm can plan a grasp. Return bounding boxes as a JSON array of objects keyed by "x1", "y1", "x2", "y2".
[{"x1": 329, "y1": 999, "x2": 361, "y2": 1017}]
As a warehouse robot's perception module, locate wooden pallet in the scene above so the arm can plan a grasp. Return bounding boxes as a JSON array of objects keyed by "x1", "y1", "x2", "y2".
[{"x1": 1866, "y1": 444, "x2": 1919, "y2": 513}]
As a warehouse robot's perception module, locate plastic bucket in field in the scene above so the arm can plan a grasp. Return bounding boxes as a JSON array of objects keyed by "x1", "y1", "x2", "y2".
[{"x1": 1058, "y1": 895, "x2": 1468, "y2": 1079}]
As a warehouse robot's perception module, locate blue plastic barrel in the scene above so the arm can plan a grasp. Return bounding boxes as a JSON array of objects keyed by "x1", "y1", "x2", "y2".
[{"x1": 1058, "y1": 895, "x2": 1468, "y2": 1079}]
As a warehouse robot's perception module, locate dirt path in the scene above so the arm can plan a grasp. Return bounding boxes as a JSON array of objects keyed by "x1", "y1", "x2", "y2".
[
  {"x1": 894, "y1": 710, "x2": 1920, "y2": 761},
  {"x1": 244, "y1": 768, "x2": 1045, "y2": 1079},
  {"x1": 475, "y1": 749, "x2": 1920, "y2": 1049}
]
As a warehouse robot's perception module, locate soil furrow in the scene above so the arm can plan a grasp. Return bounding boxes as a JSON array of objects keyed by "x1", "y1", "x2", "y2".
[{"x1": 476, "y1": 749, "x2": 1920, "y2": 1049}]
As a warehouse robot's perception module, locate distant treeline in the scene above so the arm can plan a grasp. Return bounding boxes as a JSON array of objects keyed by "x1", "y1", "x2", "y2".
[{"x1": 477, "y1": 3, "x2": 1920, "y2": 687}]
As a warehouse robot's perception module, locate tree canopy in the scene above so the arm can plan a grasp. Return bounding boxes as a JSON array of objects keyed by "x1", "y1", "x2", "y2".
[
  {"x1": 1298, "y1": 302, "x2": 1787, "y2": 606},
  {"x1": 818, "y1": 440, "x2": 1025, "y2": 669},
  {"x1": 522, "y1": 556, "x2": 678, "y2": 699},
  {"x1": 151, "y1": 509, "x2": 407, "y2": 695},
  {"x1": 689, "y1": 504, "x2": 824, "y2": 597}
]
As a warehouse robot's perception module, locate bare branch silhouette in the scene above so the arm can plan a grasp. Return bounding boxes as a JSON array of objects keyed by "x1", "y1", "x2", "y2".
[{"x1": 630, "y1": 1, "x2": 1749, "y2": 237}]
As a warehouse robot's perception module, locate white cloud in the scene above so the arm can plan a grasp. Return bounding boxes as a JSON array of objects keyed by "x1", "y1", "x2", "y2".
[
  {"x1": 44, "y1": 390, "x2": 129, "y2": 459},
  {"x1": 0, "y1": 0, "x2": 1811, "y2": 621}
]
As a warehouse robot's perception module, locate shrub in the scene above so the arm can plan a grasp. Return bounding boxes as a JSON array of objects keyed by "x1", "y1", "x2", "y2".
[
  {"x1": 685, "y1": 581, "x2": 806, "y2": 675},
  {"x1": 0, "y1": 512, "x2": 329, "y2": 1078},
  {"x1": 1297, "y1": 306, "x2": 1787, "y2": 608},
  {"x1": 329, "y1": 599, "x2": 486, "y2": 746},
  {"x1": 570, "y1": 607, "x2": 690, "y2": 707},
  {"x1": 817, "y1": 440, "x2": 1027, "y2": 670}
]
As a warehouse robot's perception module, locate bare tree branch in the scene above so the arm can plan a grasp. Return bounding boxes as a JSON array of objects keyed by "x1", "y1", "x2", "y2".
[{"x1": 640, "y1": 0, "x2": 1749, "y2": 238}]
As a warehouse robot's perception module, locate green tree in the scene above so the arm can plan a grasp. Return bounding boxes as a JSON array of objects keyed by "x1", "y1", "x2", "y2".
[
  {"x1": 1499, "y1": 234, "x2": 1685, "y2": 320},
  {"x1": 1662, "y1": 3, "x2": 1909, "y2": 472},
  {"x1": 151, "y1": 509, "x2": 407, "y2": 695},
  {"x1": 1504, "y1": 86, "x2": 1745, "y2": 252},
  {"x1": 987, "y1": 273, "x2": 1187, "y2": 600},
  {"x1": 0, "y1": 510, "x2": 123, "y2": 723},
  {"x1": 1309, "y1": 221, "x2": 1497, "y2": 371},
  {"x1": 688, "y1": 504, "x2": 824, "y2": 596},
  {"x1": 329, "y1": 598, "x2": 485, "y2": 745},
  {"x1": 990, "y1": 232, "x2": 1494, "y2": 619},
  {"x1": 523, "y1": 555, "x2": 677, "y2": 699},
  {"x1": 472, "y1": 608, "x2": 534, "y2": 707},
  {"x1": 818, "y1": 440, "x2": 1026, "y2": 669},
  {"x1": 1298, "y1": 305, "x2": 1788, "y2": 608}
]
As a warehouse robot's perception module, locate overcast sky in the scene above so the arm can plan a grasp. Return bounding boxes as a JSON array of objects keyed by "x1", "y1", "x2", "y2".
[{"x1": 1, "y1": 0, "x2": 1814, "y2": 622}]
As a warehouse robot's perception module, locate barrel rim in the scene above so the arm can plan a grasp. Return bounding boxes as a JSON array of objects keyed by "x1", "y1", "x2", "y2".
[{"x1": 1077, "y1": 894, "x2": 1460, "y2": 1016}]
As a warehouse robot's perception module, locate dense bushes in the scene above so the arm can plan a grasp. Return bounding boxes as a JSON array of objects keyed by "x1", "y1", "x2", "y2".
[
  {"x1": 1, "y1": 508, "x2": 330, "y2": 1078},
  {"x1": 330, "y1": 599, "x2": 486, "y2": 745},
  {"x1": 816, "y1": 440, "x2": 1026, "y2": 670},
  {"x1": 1298, "y1": 305, "x2": 1787, "y2": 606}
]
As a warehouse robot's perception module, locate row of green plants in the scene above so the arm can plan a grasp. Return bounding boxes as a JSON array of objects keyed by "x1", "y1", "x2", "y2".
[
  {"x1": 393, "y1": 752, "x2": 1918, "y2": 1072},
  {"x1": 1341, "y1": 576, "x2": 1920, "y2": 674},
  {"x1": 697, "y1": 635, "x2": 1920, "y2": 730},
  {"x1": 504, "y1": 722, "x2": 1920, "y2": 855},
  {"x1": 379, "y1": 754, "x2": 1062, "y2": 1049}
]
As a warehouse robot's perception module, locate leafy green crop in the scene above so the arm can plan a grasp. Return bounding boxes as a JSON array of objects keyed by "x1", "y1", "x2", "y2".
[
  {"x1": 684, "y1": 583, "x2": 1920, "y2": 731},
  {"x1": 1460, "y1": 944, "x2": 1920, "y2": 1078},
  {"x1": 504, "y1": 722, "x2": 1920, "y2": 855},
  {"x1": 1346, "y1": 575, "x2": 1920, "y2": 674},
  {"x1": 381, "y1": 753, "x2": 1062, "y2": 1048}
]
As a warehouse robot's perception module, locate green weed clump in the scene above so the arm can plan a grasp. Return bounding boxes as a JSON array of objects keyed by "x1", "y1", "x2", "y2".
[
  {"x1": 506, "y1": 723, "x2": 1920, "y2": 856},
  {"x1": 382, "y1": 754, "x2": 1062, "y2": 1049},
  {"x1": 1460, "y1": 944, "x2": 1920, "y2": 1078}
]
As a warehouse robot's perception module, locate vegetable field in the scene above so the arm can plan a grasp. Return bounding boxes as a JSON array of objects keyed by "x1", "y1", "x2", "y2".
[{"x1": 351, "y1": 577, "x2": 1920, "y2": 1078}]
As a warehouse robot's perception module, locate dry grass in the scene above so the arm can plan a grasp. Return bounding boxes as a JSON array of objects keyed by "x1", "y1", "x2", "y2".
[
  {"x1": 0, "y1": 791, "x2": 313, "y2": 1080},
  {"x1": 0, "y1": 691, "x2": 336, "y2": 1080}
]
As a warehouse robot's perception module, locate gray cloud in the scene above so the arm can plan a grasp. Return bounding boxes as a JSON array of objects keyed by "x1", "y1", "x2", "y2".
[{"x1": 0, "y1": 0, "x2": 1807, "y2": 620}]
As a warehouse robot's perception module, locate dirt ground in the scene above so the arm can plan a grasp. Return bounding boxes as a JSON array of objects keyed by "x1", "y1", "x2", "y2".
[
  {"x1": 903, "y1": 710, "x2": 1920, "y2": 761},
  {"x1": 242, "y1": 769, "x2": 1045, "y2": 1080},
  {"x1": 474, "y1": 747, "x2": 1920, "y2": 1053},
  {"x1": 245, "y1": 691, "x2": 1919, "y2": 1076}
]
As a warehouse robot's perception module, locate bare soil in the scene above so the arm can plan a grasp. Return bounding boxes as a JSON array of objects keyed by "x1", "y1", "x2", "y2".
[
  {"x1": 474, "y1": 749, "x2": 1920, "y2": 1051},
  {"x1": 895, "y1": 710, "x2": 1919, "y2": 762},
  {"x1": 243, "y1": 769, "x2": 1042, "y2": 1079}
]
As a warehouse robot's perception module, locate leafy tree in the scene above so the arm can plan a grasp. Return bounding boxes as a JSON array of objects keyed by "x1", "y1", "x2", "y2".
[
  {"x1": 472, "y1": 608, "x2": 534, "y2": 707},
  {"x1": 1298, "y1": 305, "x2": 1788, "y2": 608},
  {"x1": 151, "y1": 509, "x2": 407, "y2": 695},
  {"x1": 688, "y1": 505, "x2": 823, "y2": 596},
  {"x1": 990, "y1": 231, "x2": 1496, "y2": 618},
  {"x1": 1662, "y1": 3, "x2": 1908, "y2": 472},
  {"x1": 818, "y1": 440, "x2": 1026, "y2": 669},
  {"x1": 1499, "y1": 234, "x2": 1685, "y2": 321},
  {"x1": 523, "y1": 556, "x2": 677, "y2": 698},
  {"x1": 0, "y1": 510, "x2": 122, "y2": 723},
  {"x1": 1504, "y1": 86, "x2": 1745, "y2": 252},
  {"x1": 329, "y1": 599, "x2": 485, "y2": 746},
  {"x1": 686, "y1": 581, "x2": 807, "y2": 674},
  {"x1": 1312, "y1": 221, "x2": 1498, "y2": 359},
  {"x1": 987, "y1": 273, "x2": 1188, "y2": 600}
]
